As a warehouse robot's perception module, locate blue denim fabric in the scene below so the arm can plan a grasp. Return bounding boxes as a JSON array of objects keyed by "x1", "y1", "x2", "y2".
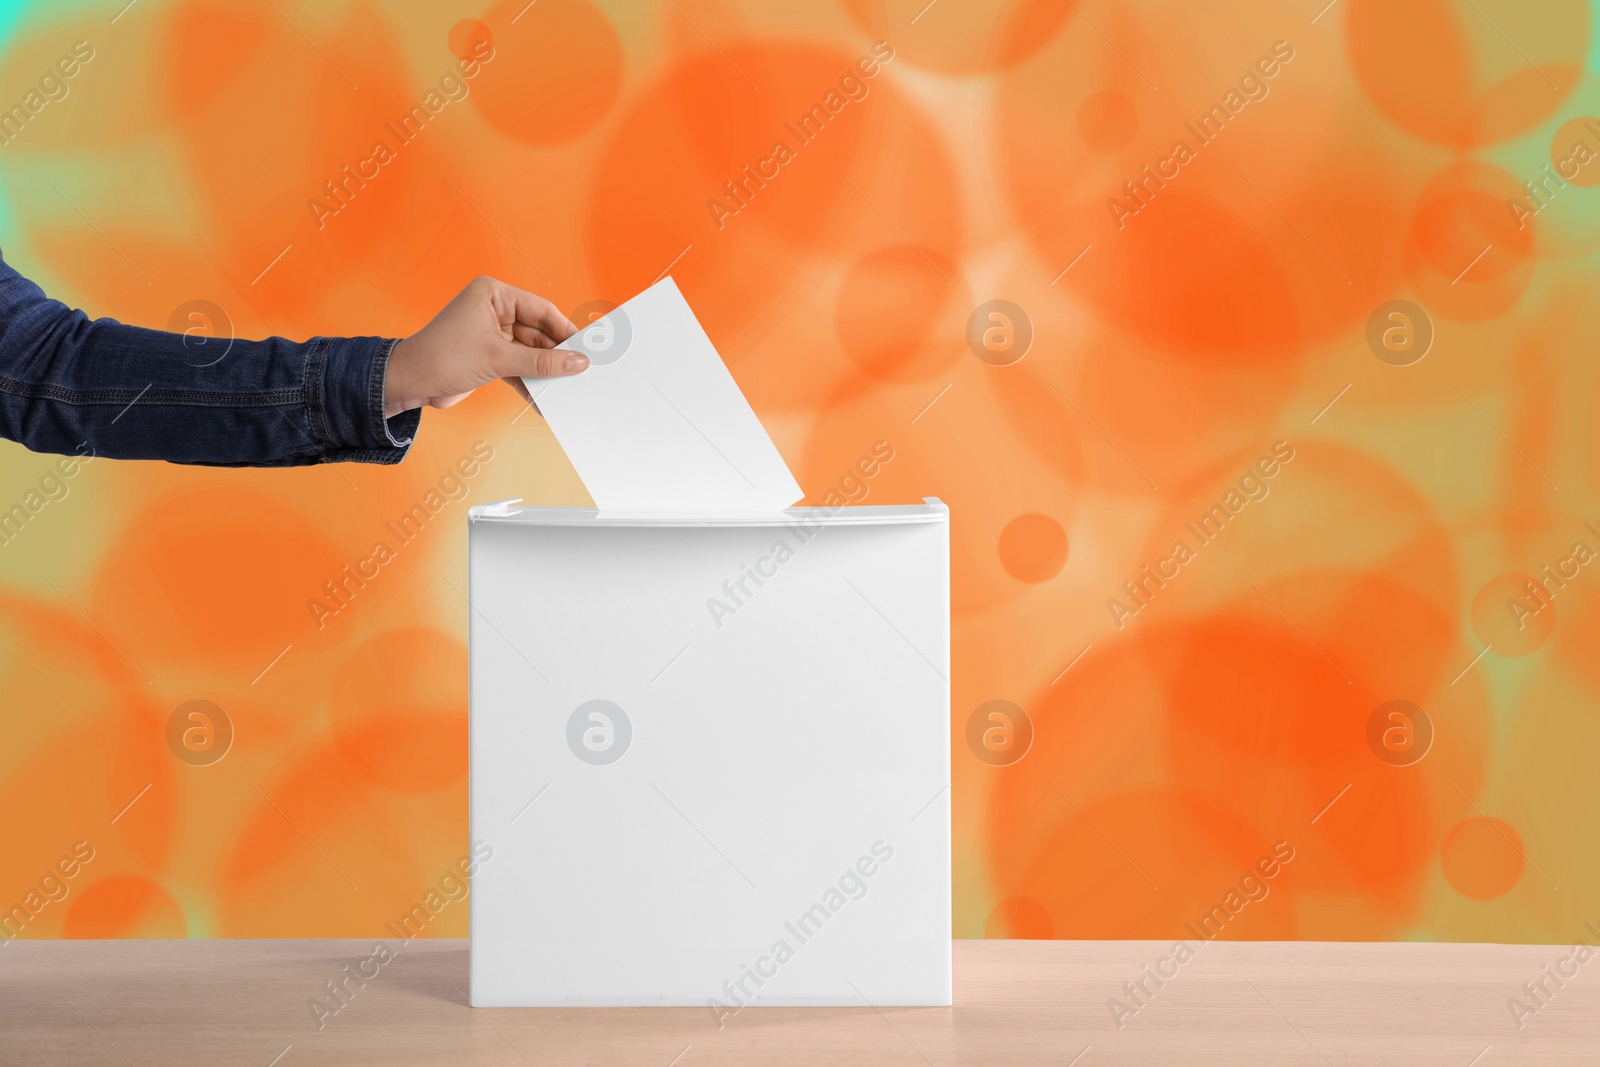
[{"x1": 0, "y1": 258, "x2": 420, "y2": 466}]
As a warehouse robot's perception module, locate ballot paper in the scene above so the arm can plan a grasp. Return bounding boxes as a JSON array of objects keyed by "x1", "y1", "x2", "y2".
[{"x1": 523, "y1": 278, "x2": 804, "y2": 514}]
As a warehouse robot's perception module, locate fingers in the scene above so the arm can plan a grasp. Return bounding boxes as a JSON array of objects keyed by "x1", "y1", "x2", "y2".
[
  {"x1": 498, "y1": 341, "x2": 589, "y2": 379},
  {"x1": 481, "y1": 277, "x2": 578, "y2": 344},
  {"x1": 511, "y1": 321, "x2": 559, "y2": 349}
]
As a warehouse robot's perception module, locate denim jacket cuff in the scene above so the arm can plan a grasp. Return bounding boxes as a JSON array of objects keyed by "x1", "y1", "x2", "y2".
[{"x1": 307, "y1": 335, "x2": 421, "y2": 464}]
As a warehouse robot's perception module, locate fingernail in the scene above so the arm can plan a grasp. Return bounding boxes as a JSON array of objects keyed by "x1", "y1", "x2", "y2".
[{"x1": 566, "y1": 353, "x2": 590, "y2": 372}]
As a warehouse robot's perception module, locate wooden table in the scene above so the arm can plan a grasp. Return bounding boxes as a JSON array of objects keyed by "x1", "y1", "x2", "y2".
[{"x1": 1, "y1": 938, "x2": 1593, "y2": 1064}]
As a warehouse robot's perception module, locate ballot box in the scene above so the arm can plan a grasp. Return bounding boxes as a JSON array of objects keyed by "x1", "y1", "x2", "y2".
[{"x1": 467, "y1": 498, "x2": 951, "y2": 1009}]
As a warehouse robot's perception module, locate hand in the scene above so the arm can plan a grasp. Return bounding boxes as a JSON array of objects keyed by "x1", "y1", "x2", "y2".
[{"x1": 383, "y1": 276, "x2": 588, "y2": 418}]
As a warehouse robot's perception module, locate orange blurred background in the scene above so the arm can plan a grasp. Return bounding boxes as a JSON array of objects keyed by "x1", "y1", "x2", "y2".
[{"x1": 1, "y1": 0, "x2": 1597, "y2": 945}]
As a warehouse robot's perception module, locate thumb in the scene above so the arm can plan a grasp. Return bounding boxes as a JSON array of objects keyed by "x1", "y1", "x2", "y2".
[{"x1": 503, "y1": 342, "x2": 590, "y2": 379}]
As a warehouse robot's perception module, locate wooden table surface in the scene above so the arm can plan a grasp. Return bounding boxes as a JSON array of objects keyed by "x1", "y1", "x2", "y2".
[{"x1": 1, "y1": 938, "x2": 1594, "y2": 1065}]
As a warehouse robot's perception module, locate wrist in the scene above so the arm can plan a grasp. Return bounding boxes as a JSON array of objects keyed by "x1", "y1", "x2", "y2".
[
  {"x1": 383, "y1": 337, "x2": 414, "y2": 419},
  {"x1": 307, "y1": 334, "x2": 419, "y2": 463}
]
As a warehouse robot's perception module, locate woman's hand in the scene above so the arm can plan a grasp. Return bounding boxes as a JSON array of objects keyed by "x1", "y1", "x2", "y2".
[{"x1": 383, "y1": 276, "x2": 589, "y2": 418}]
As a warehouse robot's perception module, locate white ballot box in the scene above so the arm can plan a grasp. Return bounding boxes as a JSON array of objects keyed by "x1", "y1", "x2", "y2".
[{"x1": 467, "y1": 498, "x2": 951, "y2": 1009}]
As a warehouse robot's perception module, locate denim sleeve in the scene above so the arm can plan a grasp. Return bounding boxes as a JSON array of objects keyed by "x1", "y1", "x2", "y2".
[{"x1": 0, "y1": 258, "x2": 421, "y2": 467}]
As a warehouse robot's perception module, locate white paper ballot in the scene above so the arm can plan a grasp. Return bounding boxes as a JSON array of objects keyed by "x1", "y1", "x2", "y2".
[{"x1": 522, "y1": 278, "x2": 803, "y2": 514}]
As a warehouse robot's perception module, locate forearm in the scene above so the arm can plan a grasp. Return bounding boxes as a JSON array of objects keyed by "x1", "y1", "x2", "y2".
[{"x1": 0, "y1": 261, "x2": 420, "y2": 467}]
